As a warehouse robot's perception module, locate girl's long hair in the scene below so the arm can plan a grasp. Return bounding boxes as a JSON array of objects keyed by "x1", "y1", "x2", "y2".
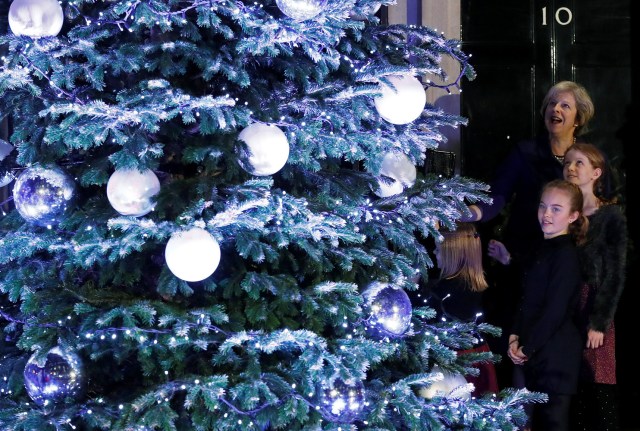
[{"x1": 437, "y1": 222, "x2": 489, "y2": 292}]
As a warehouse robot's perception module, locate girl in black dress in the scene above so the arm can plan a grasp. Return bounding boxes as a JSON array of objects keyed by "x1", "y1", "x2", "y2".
[{"x1": 506, "y1": 180, "x2": 588, "y2": 431}]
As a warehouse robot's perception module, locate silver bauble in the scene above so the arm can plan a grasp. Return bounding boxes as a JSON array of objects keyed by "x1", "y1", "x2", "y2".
[
  {"x1": 362, "y1": 281, "x2": 412, "y2": 338},
  {"x1": 13, "y1": 165, "x2": 77, "y2": 226},
  {"x1": 24, "y1": 346, "x2": 86, "y2": 407}
]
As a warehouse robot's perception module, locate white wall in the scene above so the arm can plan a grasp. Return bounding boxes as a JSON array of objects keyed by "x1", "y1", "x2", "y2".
[{"x1": 387, "y1": 0, "x2": 462, "y2": 174}]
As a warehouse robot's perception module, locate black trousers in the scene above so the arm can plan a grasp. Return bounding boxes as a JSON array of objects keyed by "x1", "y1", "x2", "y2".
[{"x1": 531, "y1": 393, "x2": 572, "y2": 431}]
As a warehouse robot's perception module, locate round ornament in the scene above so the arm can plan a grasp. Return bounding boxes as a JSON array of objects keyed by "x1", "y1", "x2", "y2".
[
  {"x1": 374, "y1": 176, "x2": 404, "y2": 198},
  {"x1": 165, "y1": 227, "x2": 221, "y2": 282},
  {"x1": 418, "y1": 365, "x2": 471, "y2": 400},
  {"x1": 0, "y1": 141, "x2": 15, "y2": 188},
  {"x1": 319, "y1": 379, "x2": 365, "y2": 423},
  {"x1": 276, "y1": 0, "x2": 328, "y2": 21},
  {"x1": 0, "y1": 140, "x2": 13, "y2": 160},
  {"x1": 236, "y1": 123, "x2": 290, "y2": 176},
  {"x1": 23, "y1": 346, "x2": 86, "y2": 407},
  {"x1": 374, "y1": 74, "x2": 426, "y2": 125},
  {"x1": 9, "y1": 0, "x2": 64, "y2": 38},
  {"x1": 362, "y1": 282, "x2": 412, "y2": 338},
  {"x1": 0, "y1": 171, "x2": 15, "y2": 188},
  {"x1": 373, "y1": 151, "x2": 416, "y2": 197},
  {"x1": 13, "y1": 165, "x2": 76, "y2": 226},
  {"x1": 106, "y1": 168, "x2": 161, "y2": 217}
]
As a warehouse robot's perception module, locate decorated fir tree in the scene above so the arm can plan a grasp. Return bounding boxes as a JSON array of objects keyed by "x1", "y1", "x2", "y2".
[{"x1": 0, "y1": 0, "x2": 542, "y2": 429}]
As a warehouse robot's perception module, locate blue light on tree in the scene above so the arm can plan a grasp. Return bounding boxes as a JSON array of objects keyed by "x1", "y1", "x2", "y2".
[{"x1": 319, "y1": 379, "x2": 366, "y2": 423}]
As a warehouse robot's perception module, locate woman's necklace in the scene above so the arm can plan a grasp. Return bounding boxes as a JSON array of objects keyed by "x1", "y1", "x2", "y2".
[{"x1": 553, "y1": 137, "x2": 576, "y2": 164}]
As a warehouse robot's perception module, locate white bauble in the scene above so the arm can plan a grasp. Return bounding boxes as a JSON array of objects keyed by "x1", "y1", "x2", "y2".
[
  {"x1": 373, "y1": 152, "x2": 416, "y2": 197},
  {"x1": 0, "y1": 141, "x2": 14, "y2": 187},
  {"x1": 236, "y1": 123, "x2": 290, "y2": 176},
  {"x1": 276, "y1": 0, "x2": 328, "y2": 21},
  {"x1": 165, "y1": 228, "x2": 221, "y2": 282},
  {"x1": 0, "y1": 141, "x2": 13, "y2": 160},
  {"x1": 0, "y1": 172, "x2": 14, "y2": 188},
  {"x1": 419, "y1": 366, "x2": 471, "y2": 400},
  {"x1": 374, "y1": 176, "x2": 404, "y2": 198},
  {"x1": 374, "y1": 74, "x2": 426, "y2": 125},
  {"x1": 380, "y1": 152, "x2": 416, "y2": 186},
  {"x1": 106, "y1": 168, "x2": 160, "y2": 217},
  {"x1": 9, "y1": 0, "x2": 64, "y2": 38}
]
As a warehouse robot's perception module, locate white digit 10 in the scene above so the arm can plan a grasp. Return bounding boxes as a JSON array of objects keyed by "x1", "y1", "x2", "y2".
[{"x1": 541, "y1": 7, "x2": 573, "y2": 26}]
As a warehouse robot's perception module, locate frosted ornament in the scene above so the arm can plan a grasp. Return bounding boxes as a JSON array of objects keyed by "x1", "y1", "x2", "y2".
[
  {"x1": 165, "y1": 227, "x2": 221, "y2": 282},
  {"x1": 0, "y1": 171, "x2": 14, "y2": 188},
  {"x1": 24, "y1": 346, "x2": 86, "y2": 407},
  {"x1": 319, "y1": 379, "x2": 365, "y2": 423},
  {"x1": 107, "y1": 168, "x2": 160, "y2": 217},
  {"x1": 374, "y1": 74, "x2": 426, "y2": 125},
  {"x1": 362, "y1": 281, "x2": 412, "y2": 338},
  {"x1": 13, "y1": 165, "x2": 76, "y2": 226},
  {"x1": 419, "y1": 365, "x2": 471, "y2": 400},
  {"x1": 0, "y1": 141, "x2": 14, "y2": 187},
  {"x1": 373, "y1": 152, "x2": 416, "y2": 198},
  {"x1": 276, "y1": 0, "x2": 328, "y2": 21},
  {"x1": 374, "y1": 176, "x2": 404, "y2": 198},
  {"x1": 0, "y1": 140, "x2": 13, "y2": 160},
  {"x1": 9, "y1": 0, "x2": 64, "y2": 38},
  {"x1": 236, "y1": 123, "x2": 290, "y2": 176}
]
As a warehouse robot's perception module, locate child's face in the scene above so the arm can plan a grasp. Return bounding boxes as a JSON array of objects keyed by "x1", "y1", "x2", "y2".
[
  {"x1": 563, "y1": 149, "x2": 601, "y2": 189},
  {"x1": 537, "y1": 187, "x2": 579, "y2": 239}
]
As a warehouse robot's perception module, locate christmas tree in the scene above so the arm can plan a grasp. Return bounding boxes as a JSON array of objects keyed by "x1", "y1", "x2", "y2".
[{"x1": 0, "y1": 0, "x2": 541, "y2": 429}]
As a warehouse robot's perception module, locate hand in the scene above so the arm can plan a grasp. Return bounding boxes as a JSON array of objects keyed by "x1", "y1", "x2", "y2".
[
  {"x1": 488, "y1": 239, "x2": 511, "y2": 265},
  {"x1": 586, "y1": 329, "x2": 605, "y2": 349},
  {"x1": 507, "y1": 335, "x2": 528, "y2": 365}
]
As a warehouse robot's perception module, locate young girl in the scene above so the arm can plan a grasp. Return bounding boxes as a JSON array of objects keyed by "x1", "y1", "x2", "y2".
[
  {"x1": 507, "y1": 179, "x2": 588, "y2": 431},
  {"x1": 420, "y1": 222, "x2": 499, "y2": 396},
  {"x1": 563, "y1": 143, "x2": 627, "y2": 430}
]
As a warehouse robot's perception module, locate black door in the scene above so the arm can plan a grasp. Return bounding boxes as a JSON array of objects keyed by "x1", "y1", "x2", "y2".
[
  {"x1": 460, "y1": 0, "x2": 630, "y2": 185},
  {"x1": 460, "y1": 0, "x2": 637, "y2": 426}
]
